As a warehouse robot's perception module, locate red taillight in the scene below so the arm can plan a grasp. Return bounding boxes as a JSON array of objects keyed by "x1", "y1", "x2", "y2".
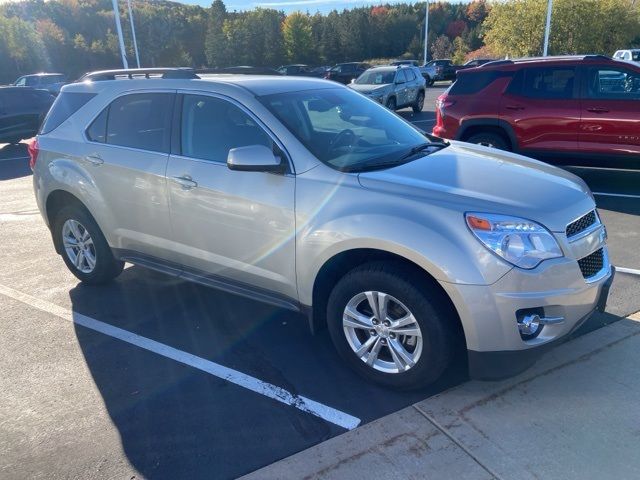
[
  {"x1": 28, "y1": 137, "x2": 39, "y2": 171},
  {"x1": 435, "y1": 94, "x2": 455, "y2": 120}
]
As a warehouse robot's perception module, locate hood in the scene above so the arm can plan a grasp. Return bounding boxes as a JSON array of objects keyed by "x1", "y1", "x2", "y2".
[
  {"x1": 357, "y1": 142, "x2": 595, "y2": 233},
  {"x1": 348, "y1": 83, "x2": 390, "y2": 95}
]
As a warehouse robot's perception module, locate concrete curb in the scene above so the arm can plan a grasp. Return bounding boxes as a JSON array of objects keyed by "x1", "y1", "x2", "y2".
[{"x1": 242, "y1": 313, "x2": 640, "y2": 480}]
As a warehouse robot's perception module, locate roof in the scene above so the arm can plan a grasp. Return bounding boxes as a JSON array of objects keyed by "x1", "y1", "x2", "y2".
[
  {"x1": 22, "y1": 73, "x2": 64, "y2": 77},
  {"x1": 476, "y1": 55, "x2": 622, "y2": 71}
]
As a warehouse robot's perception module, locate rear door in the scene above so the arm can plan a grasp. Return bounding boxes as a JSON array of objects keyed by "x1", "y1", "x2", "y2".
[
  {"x1": 394, "y1": 69, "x2": 409, "y2": 106},
  {"x1": 579, "y1": 64, "x2": 640, "y2": 160},
  {"x1": 82, "y1": 91, "x2": 177, "y2": 262},
  {"x1": 165, "y1": 92, "x2": 296, "y2": 299},
  {"x1": 501, "y1": 66, "x2": 579, "y2": 154}
]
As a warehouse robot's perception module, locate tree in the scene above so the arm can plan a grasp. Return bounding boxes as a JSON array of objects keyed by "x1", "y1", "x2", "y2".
[
  {"x1": 483, "y1": 0, "x2": 640, "y2": 58},
  {"x1": 205, "y1": 0, "x2": 228, "y2": 67},
  {"x1": 282, "y1": 11, "x2": 313, "y2": 63},
  {"x1": 431, "y1": 35, "x2": 453, "y2": 59},
  {"x1": 452, "y1": 36, "x2": 470, "y2": 64}
]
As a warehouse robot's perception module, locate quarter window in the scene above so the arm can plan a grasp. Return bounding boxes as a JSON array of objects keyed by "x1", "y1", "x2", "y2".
[
  {"x1": 105, "y1": 93, "x2": 173, "y2": 152},
  {"x1": 586, "y1": 67, "x2": 640, "y2": 100},
  {"x1": 86, "y1": 108, "x2": 108, "y2": 143},
  {"x1": 180, "y1": 95, "x2": 272, "y2": 163}
]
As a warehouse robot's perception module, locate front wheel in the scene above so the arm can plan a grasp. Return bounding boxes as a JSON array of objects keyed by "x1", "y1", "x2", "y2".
[
  {"x1": 53, "y1": 205, "x2": 124, "y2": 284},
  {"x1": 327, "y1": 262, "x2": 455, "y2": 390}
]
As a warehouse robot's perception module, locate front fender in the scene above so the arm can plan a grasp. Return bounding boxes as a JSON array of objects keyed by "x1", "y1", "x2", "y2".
[{"x1": 295, "y1": 170, "x2": 513, "y2": 306}]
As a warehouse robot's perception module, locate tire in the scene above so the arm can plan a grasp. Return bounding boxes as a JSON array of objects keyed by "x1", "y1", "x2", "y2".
[
  {"x1": 53, "y1": 204, "x2": 124, "y2": 284},
  {"x1": 412, "y1": 91, "x2": 425, "y2": 113},
  {"x1": 466, "y1": 132, "x2": 510, "y2": 151},
  {"x1": 386, "y1": 96, "x2": 397, "y2": 111},
  {"x1": 327, "y1": 262, "x2": 456, "y2": 390}
]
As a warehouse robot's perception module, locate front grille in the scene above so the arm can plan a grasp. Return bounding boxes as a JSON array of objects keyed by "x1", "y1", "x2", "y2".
[
  {"x1": 566, "y1": 210, "x2": 597, "y2": 238},
  {"x1": 578, "y1": 248, "x2": 604, "y2": 279}
]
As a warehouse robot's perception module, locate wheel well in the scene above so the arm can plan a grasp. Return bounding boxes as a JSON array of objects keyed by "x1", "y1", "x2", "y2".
[
  {"x1": 461, "y1": 125, "x2": 513, "y2": 150},
  {"x1": 45, "y1": 190, "x2": 87, "y2": 253},
  {"x1": 310, "y1": 249, "x2": 465, "y2": 345}
]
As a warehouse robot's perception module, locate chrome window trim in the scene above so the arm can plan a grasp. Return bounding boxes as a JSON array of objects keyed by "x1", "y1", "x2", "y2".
[{"x1": 177, "y1": 90, "x2": 295, "y2": 175}]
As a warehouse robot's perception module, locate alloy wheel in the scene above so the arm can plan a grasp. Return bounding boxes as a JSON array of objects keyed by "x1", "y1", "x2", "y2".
[
  {"x1": 342, "y1": 291, "x2": 423, "y2": 374},
  {"x1": 62, "y1": 219, "x2": 97, "y2": 274}
]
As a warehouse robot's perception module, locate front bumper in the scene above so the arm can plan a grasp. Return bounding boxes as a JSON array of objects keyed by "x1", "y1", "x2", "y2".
[
  {"x1": 440, "y1": 251, "x2": 614, "y2": 380},
  {"x1": 468, "y1": 268, "x2": 614, "y2": 380}
]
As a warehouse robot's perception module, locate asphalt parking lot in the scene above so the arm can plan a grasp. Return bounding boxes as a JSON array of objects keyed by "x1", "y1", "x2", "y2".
[{"x1": 1, "y1": 85, "x2": 639, "y2": 479}]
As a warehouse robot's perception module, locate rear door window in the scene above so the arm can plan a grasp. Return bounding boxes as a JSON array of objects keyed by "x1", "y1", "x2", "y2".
[
  {"x1": 105, "y1": 93, "x2": 174, "y2": 152},
  {"x1": 519, "y1": 67, "x2": 576, "y2": 99},
  {"x1": 40, "y1": 92, "x2": 96, "y2": 134},
  {"x1": 450, "y1": 71, "x2": 505, "y2": 95}
]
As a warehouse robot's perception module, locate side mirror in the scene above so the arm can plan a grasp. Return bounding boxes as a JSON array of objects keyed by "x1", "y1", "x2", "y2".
[{"x1": 227, "y1": 145, "x2": 284, "y2": 173}]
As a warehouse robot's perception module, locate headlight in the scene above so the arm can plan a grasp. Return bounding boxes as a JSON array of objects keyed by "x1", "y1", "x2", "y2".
[{"x1": 465, "y1": 213, "x2": 563, "y2": 269}]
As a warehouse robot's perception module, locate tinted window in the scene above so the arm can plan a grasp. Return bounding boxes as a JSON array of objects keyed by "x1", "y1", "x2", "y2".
[
  {"x1": 106, "y1": 93, "x2": 173, "y2": 152},
  {"x1": 586, "y1": 67, "x2": 640, "y2": 100},
  {"x1": 342, "y1": 64, "x2": 356, "y2": 73},
  {"x1": 449, "y1": 71, "x2": 504, "y2": 95},
  {"x1": 40, "y1": 92, "x2": 96, "y2": 134},
  {"x1": 25, "y1": 76, "x2": 39, "y2": 86},
  {"x1": 520, "y1": 67, "x2": 576, "y2": 99},
  {"x1": 405, "y1": 69, "x2": 416, "y2": 81},
  {"x1": 396, "y1": 70, "x2": 408, "y2": 83},
  {"x1": 86, "y1": 108, "x2": 108, "y2": 143},
  {"x1": 181, "y1": 95, "x2": 272, "y2": 163},
  {"x1": 14, "y1": 77, "x2": 26, "y2": 86}
]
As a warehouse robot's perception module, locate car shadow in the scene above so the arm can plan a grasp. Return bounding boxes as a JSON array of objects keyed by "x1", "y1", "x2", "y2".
[
  {"x1": 0, "y1": 143, "x2": 30, "y2": 180},
  {"x1": 69, "y1": 265, "x2": 468, "y2": 479}
]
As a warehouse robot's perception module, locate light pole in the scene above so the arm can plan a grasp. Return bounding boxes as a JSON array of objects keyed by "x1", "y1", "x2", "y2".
[
  {"x1": 111, "y1": 0, "x2": 129, "y2": 68},
  {"x1": 126, "y1": 0, "x2": 141, "y2": 68},
  {"x1": 543, "y1": 0, "x2": 553, "y2": 56},
  {"x1": 423, "y1": 0, "x2": 429, "y2": 65}
]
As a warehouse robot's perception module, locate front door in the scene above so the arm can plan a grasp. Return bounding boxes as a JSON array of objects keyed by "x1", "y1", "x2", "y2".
[
  {"x1": 166, "y1": 92, "x2": 297, "y2": 300},
  {"x1": 579, "y1": 65, "x2": 640, "y2": 160}
]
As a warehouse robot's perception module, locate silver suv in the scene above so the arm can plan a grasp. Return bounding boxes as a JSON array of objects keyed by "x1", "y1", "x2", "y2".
[
  {"x1": 31, "y1": 68, "x2": 613, "y2": 389},
  {"x1": 348, "y1": 65, "x2": 425, "y2": 112}
]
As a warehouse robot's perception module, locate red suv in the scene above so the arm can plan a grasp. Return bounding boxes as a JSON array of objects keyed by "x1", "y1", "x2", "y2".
[{"x1": 433, "y1": 55, "x2": 640, "y2": 167}]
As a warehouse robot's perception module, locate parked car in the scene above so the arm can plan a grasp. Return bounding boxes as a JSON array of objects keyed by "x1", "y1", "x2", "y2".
[
  {"x1": 13, "y1": 73, "x2": 67, "y2": 95},
  {"x1": 426, "y1": 59, "x2": 461, "y2": 81},
  {"x1": 458, "y1": 58, "x2": 497, "y2": 69},
  {"x1": 324, "y1": 62, "x2": 371, "y2": 84},
  {"x1": 433, "y1": 55, "x2": 640, "y2": 168},
  {"x1": 277, "y1": 64, "x2": 323, "y2": 77},
  {"x1": 31, "y1": 68, "x2": 612, "y2": 389},
  {"x1": 0, "y1": 86, "x2": 54, "y2": 144},
  {"x1": 613, "y1": 49, "x2": 640, "y2": 65},
  {"x1": 348, "y1": 65, "x2": 425, "y2": 112}
]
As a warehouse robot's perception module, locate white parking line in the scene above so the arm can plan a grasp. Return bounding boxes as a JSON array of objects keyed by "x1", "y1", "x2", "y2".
[
  {"x1": 0, "y1": 156, "x2": 29, "y2": 162},
  {"x1": 593, "y1": 192, "x2": 640, "y2": 199},
  {"x1": 0, "y1": 283, "x2": 361, "y2": 431},
  {"x1": 616, "y1": 267, "x2": 640, "y2": 276}
]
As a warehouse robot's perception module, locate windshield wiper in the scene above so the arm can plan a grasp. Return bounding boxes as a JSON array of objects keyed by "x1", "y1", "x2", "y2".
[{"x1": 395, "y1": 142, "x2": 446, "y2": 162}]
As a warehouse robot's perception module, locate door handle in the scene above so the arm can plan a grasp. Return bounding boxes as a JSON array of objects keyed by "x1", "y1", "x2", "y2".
[
  {"x1": 85, "y1": 154, "x2": 103, "y2": 166},
  {"x1": 172, "y1": 175, "x2": 197, "y2": 190},
  {"x1": 586, "y1": 107, "x2": 609, "y2": 113},
  {"x1": 505, "y1": 105, "x2": 525, "y2": 110}
]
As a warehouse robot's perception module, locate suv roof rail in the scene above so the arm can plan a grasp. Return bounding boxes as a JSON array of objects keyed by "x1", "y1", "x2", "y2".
[
  {"x1": 77, "y1": 68, "x2": 199, "y2": 82},
  {"x1": 480, "y1": 59, "x2": 513, "y2": 67},
  {"x1": 583, "y1": 54, "x2": 612, "y2": 61}
]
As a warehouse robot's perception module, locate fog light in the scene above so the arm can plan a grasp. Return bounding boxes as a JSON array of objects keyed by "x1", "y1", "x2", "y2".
[{"x1": 518, "y1": 314, "x2": 541, "y2": 336}]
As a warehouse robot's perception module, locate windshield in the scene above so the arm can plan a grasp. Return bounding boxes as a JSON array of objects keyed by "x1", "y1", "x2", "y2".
[
  {"x1": 355, "y1": 69, "x2": 395, "y2": 85},
  {"x1": 259, "y1": 88, "x2": 445, "y2": 172}
]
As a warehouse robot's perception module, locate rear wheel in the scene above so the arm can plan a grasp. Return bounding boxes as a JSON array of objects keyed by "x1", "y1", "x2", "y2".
[
  {"x1": 386, "y1": 96, "x2": 397, "y2": 111},
  {"x1": 327, "y1": 262, "x2": 455, "y2": 390},
  {"x1": 53, "y1": 205, "x2": 124, "y2": 284},
  {"x1": 466, "y1": 132, "x2": 510, "y2": 151},
  {"x1": 412, "y1": 91, "x2": 425, "y2": 113}
]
